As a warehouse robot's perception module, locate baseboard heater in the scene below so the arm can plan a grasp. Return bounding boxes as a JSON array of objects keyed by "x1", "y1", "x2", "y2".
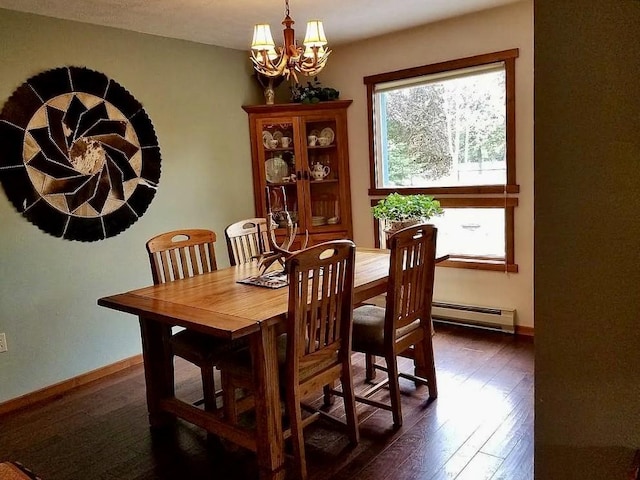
[{"x1": 432, "y1": 301, "x2": 516, "y2": 334}]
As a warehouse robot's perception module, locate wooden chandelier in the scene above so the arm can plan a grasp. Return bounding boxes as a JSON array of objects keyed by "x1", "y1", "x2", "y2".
[{"x1": 250, "y1": 0, "x2": 331, "y2": 83}]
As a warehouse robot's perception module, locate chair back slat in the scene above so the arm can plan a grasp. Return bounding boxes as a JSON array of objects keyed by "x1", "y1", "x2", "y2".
[
  {"x1": 167, "y1": 249, "x2": 180, "y2": 280},
  {"x1": 225, "y1": 218, "x2": 271, "y2": 266},
  {"x1": 385, "y1": 224, "x2": 437, "y2": 340},
  {"x1": 146, "y1": 229, "x2": 218, "y2": 284},
  {"x1": 307, "y1": 270, "x2": 321, "y2": 355},
  {"x1": 285, "y1": 241, "x2": 355, "y2": 377},
  {"x1": 179, "y1": 247, "x2": 192, "y2": 276}
]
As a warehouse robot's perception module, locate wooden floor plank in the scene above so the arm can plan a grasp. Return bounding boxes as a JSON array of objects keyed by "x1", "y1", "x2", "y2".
[
  {"x1": 489, "y1": 435, "x2": 534, "y2": 480},
  {"x1": 426, "y1": 374, "x2": 533, "y2": 480},
  {"x1": 0, "y1": 324, "x2": 533, "y2": 480},
  {"x1": 455, "y1": 452, "x2": 504, "y2": 480}
]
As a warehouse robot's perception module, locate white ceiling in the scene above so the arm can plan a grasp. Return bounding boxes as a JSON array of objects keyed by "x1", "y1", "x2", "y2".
[{"x1": 0, "y1": 0, "x2": 520, "y2": 50}]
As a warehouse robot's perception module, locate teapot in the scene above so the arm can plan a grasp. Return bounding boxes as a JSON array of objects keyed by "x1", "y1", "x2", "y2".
[{"x1": 310, "y1": 162, "x2": 330, "y2": 180}]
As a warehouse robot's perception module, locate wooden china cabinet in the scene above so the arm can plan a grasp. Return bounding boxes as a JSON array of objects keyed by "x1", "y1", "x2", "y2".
[{"x1": 242, "y1": 100, "x2": 353, "y2": 248}]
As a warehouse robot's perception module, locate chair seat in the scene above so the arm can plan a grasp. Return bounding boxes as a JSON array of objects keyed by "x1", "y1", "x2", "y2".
[
  {"x1": 170, "y1": 329, "x2": 245, "y2": 365},
  {"x1": 352, "y1": 305, "x2": 419, "y2": 356},
  {"x1": 220, "y1": 334, "x2": 338, "y2": 385}
]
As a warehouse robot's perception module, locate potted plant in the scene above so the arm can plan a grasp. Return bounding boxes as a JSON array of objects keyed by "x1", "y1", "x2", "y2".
[
  {"x1": 372, "y1": 193, "x2": 443, "y2": 234},
  {"x1": 290, "y1": 77, "x2": 339, "y2": 104}
]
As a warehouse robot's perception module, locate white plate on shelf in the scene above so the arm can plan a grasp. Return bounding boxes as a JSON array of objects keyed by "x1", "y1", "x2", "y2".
[
  {"x1": 272, "y1": 130, "x2": 283, "y2": 142},
  {"x1": 265, "y1": 156, "x2": 289, "y2": 183},
  {"x1": 309, "y1": 129, "x2": 321, "y2": 138},
  {"x1": 262, "y1": 131, "x2": 273, "y2": 149},
  {"x1": 320, "y1": 127, "x2": 335, "y2": 144}
]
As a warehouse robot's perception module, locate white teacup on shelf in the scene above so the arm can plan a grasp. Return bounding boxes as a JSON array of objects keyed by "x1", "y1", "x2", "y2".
[
  {"x1": 268, "y1": 139, "x2": 278, "y2": 149},
  {"x1": 280, "y1": 137, "x2": 291, "y2": 148},
  {"x1": 318, "y1": 137, "x2": 330, "y2": 146},
  {"x1": 307, "y1": 135, "x2": 317, "y2": 146}
]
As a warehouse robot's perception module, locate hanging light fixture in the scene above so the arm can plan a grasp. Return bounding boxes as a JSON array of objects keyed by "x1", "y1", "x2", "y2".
[{"x1": 250, "y1": 0, "x2": 331, "y2": 83}]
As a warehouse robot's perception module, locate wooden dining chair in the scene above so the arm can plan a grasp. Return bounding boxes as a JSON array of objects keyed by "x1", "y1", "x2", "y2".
[
  {"x1": 146, "y1": 228, "x2": 232, "y2": 412},
  {"x1": 224, "y1": 217, "x2": 271, "y2": 266},
  {"x1": 351, "y1": 223, "x2": 438, "y2": 428},
  {"x1": 220, "y1": 240, "x2": 359, "y2": 480}
]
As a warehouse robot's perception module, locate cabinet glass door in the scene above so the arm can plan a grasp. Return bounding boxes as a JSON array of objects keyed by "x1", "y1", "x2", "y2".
[
  {"x1": 304, "y1": 118, "x2": 342, "y2": 232},
  {"x1": 259, "y1": 120, "x2": 300, "y2": 228}
]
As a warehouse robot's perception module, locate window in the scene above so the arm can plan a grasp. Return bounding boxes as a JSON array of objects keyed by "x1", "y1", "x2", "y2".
[
  {"x1": 365, "y1": 50, "x2": 519, "y2": 271},
  {"x1": 375, "y1": 65, "x2": 507, "y2": 189}
]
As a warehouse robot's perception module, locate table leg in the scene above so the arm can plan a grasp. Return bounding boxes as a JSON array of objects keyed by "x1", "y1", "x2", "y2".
[
  {"x1": 139, "y1": 317, "x2": 175, "y2": 427},
  {"x1": 250, "y1": 324, "x2": 285, "y2": 480}
]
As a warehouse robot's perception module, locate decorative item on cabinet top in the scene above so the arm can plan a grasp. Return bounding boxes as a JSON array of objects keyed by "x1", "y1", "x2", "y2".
[
  {"x1": 290, "y1": 78, "x2": 339, "y2": 104},
  {"x1": 254, "y1": 72, "x2": 285, "y2": 106}
]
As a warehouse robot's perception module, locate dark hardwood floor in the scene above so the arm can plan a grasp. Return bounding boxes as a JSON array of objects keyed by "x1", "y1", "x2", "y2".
[{"x1": 0, "y1": 324, "x2": 533, "y2": 480}]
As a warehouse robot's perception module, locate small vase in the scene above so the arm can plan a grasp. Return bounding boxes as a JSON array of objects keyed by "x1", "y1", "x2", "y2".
[{"x1": 264, "y1": 84, "x2": 275, "y2": 105}]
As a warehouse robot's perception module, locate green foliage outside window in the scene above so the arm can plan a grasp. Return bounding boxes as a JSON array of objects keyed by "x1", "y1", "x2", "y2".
[{"x1": 381, "y1": 69, "x2": 506, "y2": 187}]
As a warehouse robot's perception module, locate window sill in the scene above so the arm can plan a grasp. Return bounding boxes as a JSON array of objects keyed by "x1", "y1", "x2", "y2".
[
  {"x1": 369, "y1": 184, "x2": 520, "y2": 196},
  {"x1": 438, "y1": 258, "x2": 518, "y2": 273}
]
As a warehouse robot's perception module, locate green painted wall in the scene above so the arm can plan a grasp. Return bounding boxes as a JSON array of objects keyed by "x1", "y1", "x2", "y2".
[
  {"x1": 0, "y1": 9, "x2": 260, "y2": 403},
  {"x1": 535, "y1": 0, "x2": 640, "y2": 476}
]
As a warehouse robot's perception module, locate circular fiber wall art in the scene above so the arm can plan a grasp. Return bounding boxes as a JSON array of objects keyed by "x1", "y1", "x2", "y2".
[{"x1": 0, "y1": 66, "x2": 161, "y2": 241}]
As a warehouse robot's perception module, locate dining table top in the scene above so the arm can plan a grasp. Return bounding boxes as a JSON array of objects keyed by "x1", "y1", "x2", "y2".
[{"x1": 98, "y1": 247, "x2": 391, "y2": 340}]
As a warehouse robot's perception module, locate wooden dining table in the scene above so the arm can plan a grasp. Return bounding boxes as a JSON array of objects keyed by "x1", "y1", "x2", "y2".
[{"x1": 97, "y1": 247, "x2": 391, "y2": 480}]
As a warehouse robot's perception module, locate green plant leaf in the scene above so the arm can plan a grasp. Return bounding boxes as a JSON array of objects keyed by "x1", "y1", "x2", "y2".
[{"x1": 371, "y1": 193, "x2": 443, "y2": 221}]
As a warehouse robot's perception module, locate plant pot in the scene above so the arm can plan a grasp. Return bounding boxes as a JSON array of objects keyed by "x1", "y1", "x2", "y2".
[{"x1": 384, "y1": 218, "x2": 424, "y2": 235}]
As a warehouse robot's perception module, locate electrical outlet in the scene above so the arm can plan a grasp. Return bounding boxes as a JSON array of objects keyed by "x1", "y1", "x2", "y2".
[{"x1": 0, "y1": 333, "x2": 7, "y2": 353}]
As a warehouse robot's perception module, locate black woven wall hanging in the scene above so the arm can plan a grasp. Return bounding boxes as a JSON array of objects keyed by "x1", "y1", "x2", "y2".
[{"x1": 0, "y1": 66, "x2": 161, "y2": 241}]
